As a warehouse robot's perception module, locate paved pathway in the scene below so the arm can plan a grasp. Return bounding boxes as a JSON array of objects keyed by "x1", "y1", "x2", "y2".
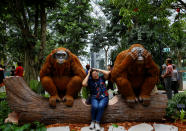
[{"x1": 47, "y1": 123, "x2": 180, "y2": 131}]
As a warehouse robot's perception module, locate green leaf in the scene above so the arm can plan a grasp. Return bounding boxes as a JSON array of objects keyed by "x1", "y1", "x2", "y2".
[{"x1": 112, "y1": 124, "x2": 118, "y2": 128}]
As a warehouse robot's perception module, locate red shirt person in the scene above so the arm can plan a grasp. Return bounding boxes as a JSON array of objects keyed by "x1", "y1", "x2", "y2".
[
  {"x1": 0, "y1": 64, "x2": 5, "y2": 87},
  {"x1": 15, "y1": 62, "x2": 24, "y2": 77}
]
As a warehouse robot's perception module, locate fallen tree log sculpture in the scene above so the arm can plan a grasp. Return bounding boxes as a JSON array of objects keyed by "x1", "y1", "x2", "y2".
[{"x1": 4, "y1": 77, "x2": 168, "y2": 124}]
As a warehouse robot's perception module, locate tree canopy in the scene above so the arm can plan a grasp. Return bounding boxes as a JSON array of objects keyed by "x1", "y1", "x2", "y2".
[
  {"x1": 0, "y1": 0, "x2": 96, "y2": 82},
  {"x1": 0, "y1": 0, "x2": 185, "y2": 82},
  {"x1": 108, "y1": 0, "x2": 186, "y2": 66}
]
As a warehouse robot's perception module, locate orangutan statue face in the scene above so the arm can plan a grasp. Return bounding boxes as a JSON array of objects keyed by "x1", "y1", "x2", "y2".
[{"x1": 53, "y1": 50, "x2": 69, "y2": 64}]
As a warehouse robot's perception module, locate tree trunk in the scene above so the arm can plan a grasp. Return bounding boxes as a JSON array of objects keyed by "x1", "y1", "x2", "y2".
[
  {"x1": 39, "y1": 3, "x2": 46, "y2": 63},
  {"x1": 177, "y1": 52, "x2": 182, "y2": 68},
  {"x1": 104, "y1": 46, "x2": 109, "y2": 69},
  {"x1": 4, "y1": 77, "x2": 168, "y2": 124},
  {"x1": 23, "y1": 4, "x2": 47, "y2": 84},
  {"x1": 24, "y1": 49, "x2": 39, "y2": 84}
]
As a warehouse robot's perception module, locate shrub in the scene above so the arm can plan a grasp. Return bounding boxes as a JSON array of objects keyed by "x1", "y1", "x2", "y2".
[
  {"x1": 0, "y1": 100, "x2": 12, "y2": 125},
  {"x1": 0, "y1": 92, "x2": 6, "y2": 100},
  {"x1": 0, "y1": 100, "x2": 46, "y2": 130},
  {"x1": 166, "y1": 91, "x2": 186, "y2": 120},
  {"x1": 29, "y1": 80, "x2": 44, "y2": 94},
  {"x1": 81, "y1": 87, "x2": 90, "y2": 99},
  {"x1": 0, "y1": 121, "x2": 46, "y2": 131},
  {"x1": 156, "y1": 83, "x2": 164, "y2": 90}
]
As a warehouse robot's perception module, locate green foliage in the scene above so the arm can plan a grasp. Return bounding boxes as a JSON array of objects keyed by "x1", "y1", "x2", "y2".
[
  {"x1": 112, "y1": 124, "x2": 118, "y2": 128},
  {"x1": 168, "y1": 20, "x2": 186, "y2": 66},
  {"x1": 180, "y1": 109, "x2": 186, "y2": 122},
  {"x1": 42, "y1": 93, "x2": 50, "y2": 98},
  {"x1": 0, "y1": 123, "x2": 31, "y2": 131},
  {"x1": 29, "y1": 80, "x2": 44, "y2": 94},
  {"x1": 111, "y1": 0, "x2": 172, "y2": 27},
  {"x1": 110, "y1": 23, "x2": 171, "y2": 65},
  {"x1": 0, "y1": 100, "x2": 12, "y2": 123},
  {"x1": 109, "y1": 0, "x2": 186, "y2": 66},
  {"x1": 81, "y1": 87, "x2": 90, "y2": 99},
  {"x1": 156, "y1": 84, "x2": 164, "y2": 90},
  {"x1": 0, "y1": 0, "x2": 63, "y2": 82},
  {"x1": 49, "y1": 0, "x2": 96, "y2": 56},
  {"x1": 0, "y1": 122, "x2": 46, "y2": 131},
  {"x1": 0, "y1": 92, "x2": 6, "y2": 99},
  {"x1": 0, "y1": 100, "x2": 46, "y2": 130},
  {"x1": 91, "y1": 1, "x2": 120, "y2": 54},
  {"x1": 166, "y1": 91, "x2": 186, "y2": 120}
]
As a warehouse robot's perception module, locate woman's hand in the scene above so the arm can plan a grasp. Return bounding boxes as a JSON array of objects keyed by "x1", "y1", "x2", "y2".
[
  {"x1": 91, "y1": 68, "x2": 100, "y2": 72},
  {"x1": 82, "y1": 69, "x2": 91, "y2": 87},
  {"x1": 91, "y1": 68, "x2": 110, "y2": 80}
]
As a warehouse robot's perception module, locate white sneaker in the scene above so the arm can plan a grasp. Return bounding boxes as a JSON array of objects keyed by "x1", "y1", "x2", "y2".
[
  {"x1": 89, "y1": 121, "x2": 95, "y2": 130},
  {"x1": 95, "y1": 123, "x2": 101, "y2": 131}
]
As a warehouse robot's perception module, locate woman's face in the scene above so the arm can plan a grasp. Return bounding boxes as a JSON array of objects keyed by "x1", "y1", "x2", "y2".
[
  {"x1": 166, "y1": 60, "x2": 168, "y2": 65},
  {"x1": 92, "y1": 70, "x2": 99, "y2": 80}
]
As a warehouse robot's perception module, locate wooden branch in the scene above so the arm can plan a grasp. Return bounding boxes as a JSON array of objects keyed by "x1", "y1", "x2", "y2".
[
  {"x1": 26, "y1": 7, "x2": 32, "y2": 30},
  {"x1": 21, "y1": 6, "x2": 29, "y2": 32},
  {"x1": 4, "y1": 77, "x2": 168, "y2": 125}
]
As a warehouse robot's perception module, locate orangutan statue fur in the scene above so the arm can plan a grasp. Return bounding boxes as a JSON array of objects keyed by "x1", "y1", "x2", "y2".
[
  {"x1": 111, "y1": 44, "x2": 159, "y2": 106},
  {"x1": 40, "y1": 48, "x2": 86, "y2": 107}
]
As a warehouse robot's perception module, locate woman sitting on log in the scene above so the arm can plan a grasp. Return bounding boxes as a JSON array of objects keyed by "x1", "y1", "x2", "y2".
[{"x1": 82, "y1": 68, "x2": 110, "y2": 131}]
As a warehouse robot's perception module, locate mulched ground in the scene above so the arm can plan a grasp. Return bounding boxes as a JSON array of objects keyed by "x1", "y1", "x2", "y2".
[{"x1": 46, "y1": 121, "x2": 186, "y2": 131}]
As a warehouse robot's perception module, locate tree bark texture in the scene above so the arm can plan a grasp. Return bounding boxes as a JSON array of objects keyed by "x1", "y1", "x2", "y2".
[
  {"x1": 24, "y1": 49, "x2": 39, "y2": 84},
  {"x1": 40, "y1": 3, "x2": 46, "y2": 62},
  {"x1": 4, "y1": 77, "x2": 168, "y2": 125}
]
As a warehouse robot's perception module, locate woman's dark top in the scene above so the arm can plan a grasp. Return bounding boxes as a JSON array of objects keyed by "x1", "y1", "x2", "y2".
[{"x1": 88, "y1": 75, "x2": 108, "y2": 99}]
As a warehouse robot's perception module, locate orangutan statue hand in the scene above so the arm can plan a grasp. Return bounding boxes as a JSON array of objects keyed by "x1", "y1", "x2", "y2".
[
  {"x1": 128, "y1": 50, "x2": 139, "y2": 60},
  {"x1": 142, "y1": 49, "x2": 151, "y2": 59}
]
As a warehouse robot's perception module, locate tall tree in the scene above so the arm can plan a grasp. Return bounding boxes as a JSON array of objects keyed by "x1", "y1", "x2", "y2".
[
  {"x1": 109, "y1": 0, "x2": 186, "y2": 66},
  {"x1": 91, "y1": 26, "x2": 118, "y2": 68},
  {"x1": 49, "y1": 0, "x2": 96, "y2": 56},
  {"x1": 0, "y1": 0, "x2": 60, "y2": 83},
  {"x1": 169, "y1": 20, "x2": 186, "y2": 67}
]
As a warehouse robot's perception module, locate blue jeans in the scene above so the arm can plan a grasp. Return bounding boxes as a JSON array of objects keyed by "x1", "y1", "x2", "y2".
[{"x1": 91, "y1": 96, "x2": 108, "y2": 123}]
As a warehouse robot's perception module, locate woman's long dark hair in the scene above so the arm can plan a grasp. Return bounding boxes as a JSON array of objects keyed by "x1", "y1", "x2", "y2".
[{"x1": 90, "y1": 69, "x2": 98, "y2": 79}]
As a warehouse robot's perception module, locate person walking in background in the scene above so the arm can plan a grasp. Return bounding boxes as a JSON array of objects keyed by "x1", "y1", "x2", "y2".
[
  {"x1": 171, "y1": 64, "x2": 179, "y2": 95},
  {"x1": 10, "y1": 66, "x2": 15, "y2": 76},
  {"x1": 3, "y1": 65, "x2": 8, "y2": 77},
  {"x1": 85, "y1": 64, "x2": 91, "y2": 105},
  {"x1": 85, "y1": 64, "x2": 90, "y2": 75},
  {"x1": 161, "y1": 58, "x2": 173, "y2": 99},
  {"x1": 0, "y1": 64, "x2": 5, "y2": 87},
  {"x1": 15, "y1": 62, "x2": 24, "y2": 77}
]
